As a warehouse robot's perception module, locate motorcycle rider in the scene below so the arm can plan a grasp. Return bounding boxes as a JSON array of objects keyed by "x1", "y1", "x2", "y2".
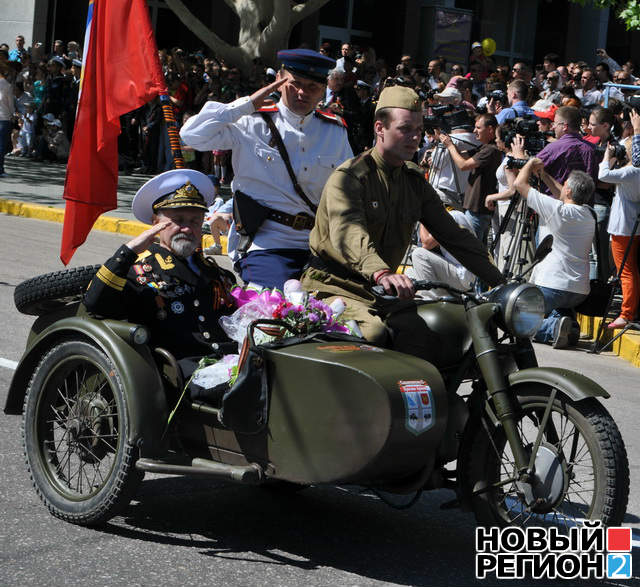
[
  {"x1": 84, "y1": 169, "x2": 236, "y2": 360},
  {"x1": 301, "y1": 85, "x2": 504, "y2": 355}
]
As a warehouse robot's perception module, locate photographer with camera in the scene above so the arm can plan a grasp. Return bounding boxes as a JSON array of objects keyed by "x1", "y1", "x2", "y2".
[
  {"x1": 421, "y1": 87, "x2": 480, "y2": 210},
  {"x1": 537, "y1": 106, "x2": 598, "y2": 195},
  {"x1": 598, "y1": 138, "x2": 640, "y2": 330},
  {"x1": 587, "y1": 106, "x2": 619, "y2": 280},
  {"x1": 514, "y1": 160, "x2": 596, "y2": 348},
  {"x1": 440, "y1": 113, "x2": 502, "y2": 243},
  {"x1": 495, "y1": 80, "x2": 535, "y2": 124}
]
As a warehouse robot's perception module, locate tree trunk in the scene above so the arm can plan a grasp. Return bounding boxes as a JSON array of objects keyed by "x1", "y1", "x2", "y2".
[{"x1": 164, "y1": 0, "x2": 331, "y2": 76}]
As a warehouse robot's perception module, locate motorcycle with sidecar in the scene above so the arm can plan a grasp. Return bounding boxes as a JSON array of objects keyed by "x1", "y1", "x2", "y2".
[{"x1": 4, "y1": 240, "x2": 629, "y2": 529}]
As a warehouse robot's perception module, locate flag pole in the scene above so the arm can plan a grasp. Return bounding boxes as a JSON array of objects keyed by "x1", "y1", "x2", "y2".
[{"x1": 159, "y1": 94, "x2": 185, "y2": 169}]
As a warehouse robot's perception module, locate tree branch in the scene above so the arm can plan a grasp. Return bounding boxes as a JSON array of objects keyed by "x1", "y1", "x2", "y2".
[{"x1": 291, "y1": 0, "x2": 331, "y2": 25}]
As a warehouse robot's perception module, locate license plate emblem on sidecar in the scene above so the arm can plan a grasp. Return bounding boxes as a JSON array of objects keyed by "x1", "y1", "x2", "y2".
[{"x1": 398, "y1": 380, "x2": 434, "y2": 435}]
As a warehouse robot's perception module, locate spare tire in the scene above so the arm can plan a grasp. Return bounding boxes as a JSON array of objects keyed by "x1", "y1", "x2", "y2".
[{"x1": 14, "y1": 265, "x2": 101, "y2": 316}]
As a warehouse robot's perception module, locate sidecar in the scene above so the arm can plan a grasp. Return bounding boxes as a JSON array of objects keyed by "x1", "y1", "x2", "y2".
[{"x1": 5, "y1": 299, "x2": 455, "y2": 526}]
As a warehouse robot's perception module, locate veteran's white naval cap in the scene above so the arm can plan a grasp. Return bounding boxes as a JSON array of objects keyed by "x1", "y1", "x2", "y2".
[{"x1": 132, "y1": 169, "x2": 215, "y2": 225}]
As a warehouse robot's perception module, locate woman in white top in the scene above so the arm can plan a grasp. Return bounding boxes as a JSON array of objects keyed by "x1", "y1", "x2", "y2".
[{"x1": 598, "y1": 139, "x2": 640, "y2": 329}]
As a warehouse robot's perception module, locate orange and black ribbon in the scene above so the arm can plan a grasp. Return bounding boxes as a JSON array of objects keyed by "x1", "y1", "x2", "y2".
[{"x1": 159, "y1": 93, "x2": 185, "y2": 169}]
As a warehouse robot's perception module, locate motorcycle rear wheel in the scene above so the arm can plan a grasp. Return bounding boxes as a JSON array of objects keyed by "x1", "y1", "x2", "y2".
[
  {"x1": 463, "y1": 387, "x2": 629, "y2": 529},
  {"x1": 23, "y1": 340, "x2": 143, "y2": 526}
]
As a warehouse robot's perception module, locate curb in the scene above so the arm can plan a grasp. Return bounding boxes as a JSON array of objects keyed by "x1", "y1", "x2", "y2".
[
  {"x1": 0, "y1": 197, "x2": 228, "y2": 253},
  {"x1": 577, "y1": 314, "x2": 640, "y2": 368}
]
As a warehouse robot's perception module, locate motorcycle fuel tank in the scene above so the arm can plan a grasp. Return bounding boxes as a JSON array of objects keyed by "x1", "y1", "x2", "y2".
[{"x1": 259, "y1": 341, "x2": 448, "y2": 486}]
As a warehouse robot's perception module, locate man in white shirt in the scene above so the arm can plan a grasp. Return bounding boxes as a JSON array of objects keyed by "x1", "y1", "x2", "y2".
[
  {"x1": 0, "y1": 65, "x2": 15, "y2": 177},
  {"x1": 514, "y1": 159, "x2": 596, "y2": 348},
  {"x1": 411, "y1": 210, "x2": 477, "y2": 299},
  {"x1": 575, "y1": 69, "x2": 603, "y2": 106},
  {"x1": 181, "y1": 49, "x2": 353, "y2": 289}
]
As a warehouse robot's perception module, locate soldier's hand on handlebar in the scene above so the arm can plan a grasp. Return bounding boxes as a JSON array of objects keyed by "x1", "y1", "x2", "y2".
[
  {"x1": 377, "y1": 273, "x2": 415, "y2": 299},
  {"x1": 126, "y1": 221, "x2": 171, "y2": 254}
]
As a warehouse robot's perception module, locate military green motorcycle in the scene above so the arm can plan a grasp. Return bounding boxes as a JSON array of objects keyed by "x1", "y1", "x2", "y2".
[{"x1": 5, "y1": 244, "x2": 629, "y2": 530}]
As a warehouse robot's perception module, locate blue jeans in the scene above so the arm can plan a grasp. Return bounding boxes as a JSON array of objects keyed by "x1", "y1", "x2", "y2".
[
  {"x1": 0, "y1": 119, "x2": 11, "y2": 174},
  {"x1": 464, "y1": 210, "x2": 492, "y2": 244},
  {"x1": 589, "y1": 203, "x2": 611, "y2": 280},
  {"x1": 533, "y1": 286, "x2": 587, "y2": 343}
]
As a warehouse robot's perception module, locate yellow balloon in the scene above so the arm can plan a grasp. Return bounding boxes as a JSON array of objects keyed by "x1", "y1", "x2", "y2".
[{"x1": 482, "y1": 38, "x2": 496, "y2": 57}]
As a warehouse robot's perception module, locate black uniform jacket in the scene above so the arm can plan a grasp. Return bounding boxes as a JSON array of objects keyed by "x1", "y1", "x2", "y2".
[{"x1": 84, "y1": 243, "x2": 236, "y2": 359}]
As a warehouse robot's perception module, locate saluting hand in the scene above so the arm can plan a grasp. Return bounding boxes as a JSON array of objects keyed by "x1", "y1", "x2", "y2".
[
  {"x1": 250, "y1": 78, "x2": 287, "y2": 111},
  {"x1": 125, "y1": 220, "x2": 171, "y2": 255}
]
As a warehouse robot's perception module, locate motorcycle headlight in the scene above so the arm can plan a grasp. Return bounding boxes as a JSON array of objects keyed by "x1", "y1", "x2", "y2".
[
  {"x1": 489, "y1": 283, "x2": 545, "y2": 338},
  {"x1": 504, "y1": 284, "x2": 545, "y2": 338}
]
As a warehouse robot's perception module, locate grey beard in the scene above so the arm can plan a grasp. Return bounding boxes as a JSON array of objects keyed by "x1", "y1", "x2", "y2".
[{"x1": 171, "y1": 234, "x2": 198, "y2": 257}]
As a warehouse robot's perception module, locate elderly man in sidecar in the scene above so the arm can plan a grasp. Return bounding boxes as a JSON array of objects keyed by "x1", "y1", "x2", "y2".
[{"x1": 84, "y1": 169, "x2": 237, "y2": 367}]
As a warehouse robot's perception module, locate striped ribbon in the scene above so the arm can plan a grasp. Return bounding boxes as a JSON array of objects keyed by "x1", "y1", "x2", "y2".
[{"x1": 159, "y1": 93, "x2": 185, "y2": 169}]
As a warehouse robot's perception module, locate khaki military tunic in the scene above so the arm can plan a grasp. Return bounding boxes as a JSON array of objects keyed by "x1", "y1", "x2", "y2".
[{"x1": 301, "y1": 148, "x2": 504, "y2": 344}]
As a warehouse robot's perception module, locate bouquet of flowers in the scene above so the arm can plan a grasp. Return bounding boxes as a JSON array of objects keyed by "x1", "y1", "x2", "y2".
[
  {"x1": 219, "y1": 279, "x2": 355, "y2": 345},
  {"x1": 191, "y1": 281, "x2": 358, "y2": 391}
]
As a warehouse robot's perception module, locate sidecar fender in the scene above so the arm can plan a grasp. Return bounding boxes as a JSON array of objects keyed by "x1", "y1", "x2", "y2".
[
  {"x1": 5, "y1": 315, "x2": 167, "y2": 456},
  {"x1": 507, "y1": 367, "x2": 610, "y2": 401}
]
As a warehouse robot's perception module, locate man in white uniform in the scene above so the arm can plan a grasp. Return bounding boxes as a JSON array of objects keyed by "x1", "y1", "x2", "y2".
[
  {"x1": 180, "y1": 49, "x2": 353, "y2": 289},
  {"x1": 514, "y1": 158, "x2": 596, "y2": 348}
]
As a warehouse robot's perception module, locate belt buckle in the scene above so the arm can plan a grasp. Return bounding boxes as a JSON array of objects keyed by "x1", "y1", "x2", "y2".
[{"x1": 292, "y1": 213, "x2": 308, "y2": 230}]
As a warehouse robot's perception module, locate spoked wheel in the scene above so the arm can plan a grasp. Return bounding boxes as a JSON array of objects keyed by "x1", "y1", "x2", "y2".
[
  {"x1": 463, "y1": 387, "x2": 629, "y2": 529},
  {"x1": 23, "y1": 341, "x2": 142, "y2": 526}
]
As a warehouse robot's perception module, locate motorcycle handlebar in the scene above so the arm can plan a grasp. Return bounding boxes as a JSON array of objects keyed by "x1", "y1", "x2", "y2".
[{"x1": 371, "y1": 279, "x2": 475, "y2": 300}]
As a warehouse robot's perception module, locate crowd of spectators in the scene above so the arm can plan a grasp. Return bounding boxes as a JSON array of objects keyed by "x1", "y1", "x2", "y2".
[{"x1": 1, "y1": 32, "x2": 640, "y2": 345}]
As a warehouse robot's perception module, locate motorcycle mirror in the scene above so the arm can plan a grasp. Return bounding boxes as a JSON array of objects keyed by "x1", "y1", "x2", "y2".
[{"x1": 534, "y1": 234, "x2": 554, "y2": 262}]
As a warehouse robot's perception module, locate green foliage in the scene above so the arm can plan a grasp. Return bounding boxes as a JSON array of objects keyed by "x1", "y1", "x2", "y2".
[{"x1": 569, "y1": 0, "x2": 640, "y2": 30}]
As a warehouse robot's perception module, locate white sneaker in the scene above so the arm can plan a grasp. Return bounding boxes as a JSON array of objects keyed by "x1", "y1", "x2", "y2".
[{"x1": 552, "y1": 316, "x2": 572, "y2": 349}]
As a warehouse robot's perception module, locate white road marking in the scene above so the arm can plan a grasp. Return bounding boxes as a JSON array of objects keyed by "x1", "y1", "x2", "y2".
[{"x1": 0, "y1": 357, "x2": 18, "y2": 370}]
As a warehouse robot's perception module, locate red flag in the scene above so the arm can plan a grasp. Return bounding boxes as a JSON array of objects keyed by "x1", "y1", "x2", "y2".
[{"x1": 60, "y1": 0, "x2": 166, "y2": 264}]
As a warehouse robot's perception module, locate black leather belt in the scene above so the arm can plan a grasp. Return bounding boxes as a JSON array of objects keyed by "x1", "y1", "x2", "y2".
[{"x1": 267, "y1": 209, "x2": 315, "y2": 231}]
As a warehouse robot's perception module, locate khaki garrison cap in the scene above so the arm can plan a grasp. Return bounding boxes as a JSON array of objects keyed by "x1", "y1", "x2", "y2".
[{"x1": 375, "y1": 86, "x2": 421, "y2": 114}]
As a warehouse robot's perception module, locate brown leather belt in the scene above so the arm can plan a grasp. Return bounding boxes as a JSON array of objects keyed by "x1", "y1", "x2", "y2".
[{"x1": 267, "y1": 209, "x2": 315, "y2": 231}]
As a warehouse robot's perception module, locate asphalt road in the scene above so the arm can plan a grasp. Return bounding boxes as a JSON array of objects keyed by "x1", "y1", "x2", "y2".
[{"x1": 1, "y1": 214, "x2": 639, "y2": 587}]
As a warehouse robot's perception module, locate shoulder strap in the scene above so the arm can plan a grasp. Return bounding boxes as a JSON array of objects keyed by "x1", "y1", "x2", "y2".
[{"x1": 260, "y1": 112, "x2": 317, "y2": 215}]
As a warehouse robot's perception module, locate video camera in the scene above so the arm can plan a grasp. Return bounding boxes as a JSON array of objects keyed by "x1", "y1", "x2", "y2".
[
  {"x1": 502, "y1": 117, "x2": 551, "y2": 155},
  {"x1": 423, "y1": 104, "x2": 473, "y2": 134}
]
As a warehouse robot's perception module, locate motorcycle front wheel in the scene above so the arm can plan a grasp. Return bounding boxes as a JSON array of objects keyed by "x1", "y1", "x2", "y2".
[
  {"x1": 23, "y1": 340, "x2": 143, "y2": 526},
  {"x1": 462, "y1": 386, "x2": 629, "y2": 529}
]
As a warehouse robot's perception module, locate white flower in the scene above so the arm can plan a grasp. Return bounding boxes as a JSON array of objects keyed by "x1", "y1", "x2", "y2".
[{"x1": 329, "y1": 297, "x2": 346, "y2": 317}]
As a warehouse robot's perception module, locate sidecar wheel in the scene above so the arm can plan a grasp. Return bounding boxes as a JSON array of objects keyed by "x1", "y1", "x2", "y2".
[
  {"x1": 23, "y1": 340, "x2": 143, "y2": 526},
  {"x1": 462, "y1": 389, "x2": 629, "y2": 529},
  {"x1": 14, "y1": 265, "x2": 100, "y2": 315}
]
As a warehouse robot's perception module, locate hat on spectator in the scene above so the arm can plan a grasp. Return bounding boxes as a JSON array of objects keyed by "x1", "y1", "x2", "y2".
[
  {"x1": 49, "y1": 56, "x2": 65, "y2": 66},
  {"x1": 434, "y1": 87, "x2": 462, "y2": 102},
  {"x1": 471, "y1": 42, "x2": 482, "y2": 50},
  {"x1": 132, "y1": 169, "x2": 215, "y2": 225},
  {"x1": 72, "y1": 59, "x2": 82, "y2": 67},
  {"x1": 355, "y1": 80, "x2": 371, "y2": 89},
  {"x1": 533, "y1": 103, "x2": 558, "y2": 120},
  {"x1": 42, "y1": 113, "x2": 57, "y2": 124},
  {"x1": 277, "y1": 48, "x2": 335, "y2": 83},
  {"x1": 375, "y1": 85, "x2": 421, "y2": 113}
]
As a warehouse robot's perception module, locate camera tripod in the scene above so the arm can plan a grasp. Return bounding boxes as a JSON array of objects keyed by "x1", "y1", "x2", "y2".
[
  {"x1": 590, "y1": 211, "x2": 640, "y2": 354},
  {"x1": 490, "y1": 191, "x2": 538, "y2": 279}
]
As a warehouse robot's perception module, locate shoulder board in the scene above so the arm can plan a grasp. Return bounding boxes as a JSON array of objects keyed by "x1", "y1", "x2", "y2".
[
  {"x1": 404, "y1": 160, "x2": 428, "y2": 178},
  {"x1": 345, "y1": 150, "x2": 375, "y2": 181},
  {"x1": 257, "y1": 103, "x2": 279, "y2": 113},
  {"x1": 314, "y1": 109, "x2": 347, "y2": 128},
  {"x1": 136, "y1": 250, "x2": 152, "y2": 262}
]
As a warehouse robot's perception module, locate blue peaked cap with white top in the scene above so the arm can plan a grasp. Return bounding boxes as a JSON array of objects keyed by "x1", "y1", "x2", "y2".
[{"x1": 277, "y1": 48, "x2": 335, "y2": 83}]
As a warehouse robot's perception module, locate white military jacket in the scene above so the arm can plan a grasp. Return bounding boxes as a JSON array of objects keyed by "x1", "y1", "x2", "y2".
[{"x1": 180, "y1": 96, "x2": 353, "y2": 261}]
